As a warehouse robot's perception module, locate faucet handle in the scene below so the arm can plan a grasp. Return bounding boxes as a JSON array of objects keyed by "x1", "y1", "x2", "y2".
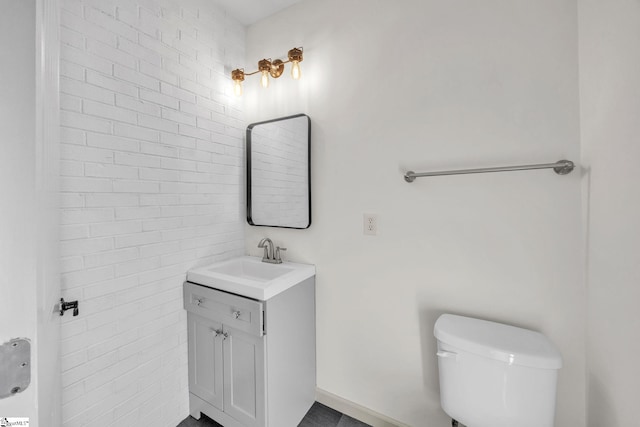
[{"x1": 275, "y1": 247, "x2": 287, "y2": 263}]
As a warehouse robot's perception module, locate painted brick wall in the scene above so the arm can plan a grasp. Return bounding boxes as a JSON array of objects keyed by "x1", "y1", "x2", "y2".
[{"x1": 58, "y1": 0, "x2": 245, "y2": 425}]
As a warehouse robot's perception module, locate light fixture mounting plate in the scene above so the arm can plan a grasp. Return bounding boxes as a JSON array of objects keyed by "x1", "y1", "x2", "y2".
[{"x1": 270, "y1": 59, "x2": 285, "y2": 78}]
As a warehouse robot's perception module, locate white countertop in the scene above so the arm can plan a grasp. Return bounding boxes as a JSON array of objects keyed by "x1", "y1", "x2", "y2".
[{"x1": 187, "y1": 256, "x2": 315, "y2": 300}]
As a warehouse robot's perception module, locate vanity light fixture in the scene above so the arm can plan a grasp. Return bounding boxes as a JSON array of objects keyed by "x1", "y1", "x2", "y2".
[{"x1": 231, "y1": 47, "x2": 303, "y2": 96}]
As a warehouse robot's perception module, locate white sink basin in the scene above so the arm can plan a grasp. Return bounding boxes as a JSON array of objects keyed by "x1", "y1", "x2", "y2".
[
  {"x1": 187, "y1": 256, "x2": 315, "y2": 300},
  {"x1": 207, "y1": 258, "x2": 294, "y2": 282}
]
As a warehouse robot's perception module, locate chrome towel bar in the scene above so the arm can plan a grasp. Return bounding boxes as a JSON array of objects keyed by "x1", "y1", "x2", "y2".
[{"x1": 403, "y1": 159, "x2": 575, "y2": 183}]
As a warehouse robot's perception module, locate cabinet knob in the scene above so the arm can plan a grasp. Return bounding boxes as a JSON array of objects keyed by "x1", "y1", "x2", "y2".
[
  {"x1": 211, "y1": 328, "x2": 222, "y2": 337},
  {"x1": 222, "y1": 332, "x2": 229, "y2": 340},
  {"x1": 195, "y1": 298, "x2": 204, "y2": 306},
  {"x1": 232, "y1": 310, "x2": 241, "y2": 319}
]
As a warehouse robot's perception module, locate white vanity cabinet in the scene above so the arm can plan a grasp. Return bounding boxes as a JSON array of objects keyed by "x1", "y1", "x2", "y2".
[{"x1": 184, "y1": 275, "x2": 315, "y2": 427}]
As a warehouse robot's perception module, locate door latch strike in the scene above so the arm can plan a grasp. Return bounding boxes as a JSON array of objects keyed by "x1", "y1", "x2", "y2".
[{"x1": 0, "y1": 338, "x2": 31, "y2": 399}]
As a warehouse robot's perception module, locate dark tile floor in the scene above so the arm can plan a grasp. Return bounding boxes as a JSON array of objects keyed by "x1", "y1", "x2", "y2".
[{"x1": 177, "y1": 402, "x2": 371, "y2": 427}]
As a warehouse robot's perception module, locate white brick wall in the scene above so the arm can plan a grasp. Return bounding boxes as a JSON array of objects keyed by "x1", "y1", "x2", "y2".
[{"x1": 58, "y1": 0, "x2": 245, "y2": 425}]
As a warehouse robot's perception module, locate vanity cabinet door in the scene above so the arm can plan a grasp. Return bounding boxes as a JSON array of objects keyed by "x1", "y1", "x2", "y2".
[
  {"x1": 188, "y1": 313, "x2": 224, "y2": 411},
  {"x1": 223, "y1": 326, "x2": 266, "y2": 427}
]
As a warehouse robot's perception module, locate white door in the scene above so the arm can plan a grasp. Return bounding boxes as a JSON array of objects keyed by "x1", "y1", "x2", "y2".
[{"x1": 0, "y1": 1, "x2": 60, "y2": 426}]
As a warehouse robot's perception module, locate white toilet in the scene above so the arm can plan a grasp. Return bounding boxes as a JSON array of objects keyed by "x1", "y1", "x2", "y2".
[{"x1": 434, "y1": 314, "x2": 562, "y2": 427}]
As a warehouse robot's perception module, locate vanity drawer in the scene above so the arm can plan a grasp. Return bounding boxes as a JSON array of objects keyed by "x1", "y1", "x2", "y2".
[{"x1": 184, "y1": 282, "x2": 264, "y2": 337}]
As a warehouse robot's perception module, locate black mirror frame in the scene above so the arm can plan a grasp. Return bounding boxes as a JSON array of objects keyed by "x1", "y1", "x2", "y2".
[{"x1": 246, "y1": 113, "x2": 311, "y2": 229}]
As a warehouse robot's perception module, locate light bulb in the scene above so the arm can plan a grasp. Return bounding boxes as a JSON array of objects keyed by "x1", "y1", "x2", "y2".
[
  {"x1": 260, "y1": 70, "x2": 270, "y2": 88},
  {"x1": 233, "y1": 79, "x2": 243, "y2": 97},
  {"x1": 291, "y1": 60, "x2": 301, "y2": 80}
]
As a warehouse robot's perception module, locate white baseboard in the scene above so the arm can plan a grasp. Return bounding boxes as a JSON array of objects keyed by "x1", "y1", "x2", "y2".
[{"x1": 315, "y1": 388, "x2": 411, "y2": 427}]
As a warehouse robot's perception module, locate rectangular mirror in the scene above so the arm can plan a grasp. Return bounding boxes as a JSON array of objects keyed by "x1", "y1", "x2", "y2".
[{"x1": 247, "y1": 114, "x2": 311, "y2": 229}]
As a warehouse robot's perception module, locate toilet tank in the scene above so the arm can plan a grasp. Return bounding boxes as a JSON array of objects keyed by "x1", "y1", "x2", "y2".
[{"x1": 434, "y1": 314, "x2": 562, "y2": 427}]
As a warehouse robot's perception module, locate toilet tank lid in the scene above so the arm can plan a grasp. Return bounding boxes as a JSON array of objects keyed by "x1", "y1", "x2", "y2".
[{"x1": 433, "y1": 314, "x2": 562, "y2": 369}]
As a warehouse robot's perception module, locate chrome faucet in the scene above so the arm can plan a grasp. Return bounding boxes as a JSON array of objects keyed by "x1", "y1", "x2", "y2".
[{"x1": 257, "y1": 238, "x2": 286, "y2": 264}]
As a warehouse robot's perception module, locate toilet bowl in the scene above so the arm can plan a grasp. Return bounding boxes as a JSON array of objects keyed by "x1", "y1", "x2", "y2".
[{"x1": 434, "y1": 314, "x2": 562, "y2": 427}]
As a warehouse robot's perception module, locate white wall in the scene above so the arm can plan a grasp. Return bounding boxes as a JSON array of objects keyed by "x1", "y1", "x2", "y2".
[
  {"x1": 244, "y1": 1, "x2": 585, "y2": 425},
  {"x1": 579, "y1": 1, "x2": 640, "y2": 426},
  {"x1": 57, "y1": 0, "x2": 245, "y2": 425}
]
